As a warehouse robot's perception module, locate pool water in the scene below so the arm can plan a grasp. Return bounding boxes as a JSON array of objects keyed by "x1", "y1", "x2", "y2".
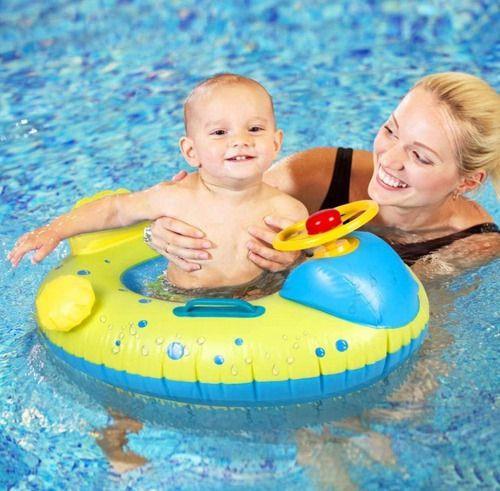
[{"x1": 1, "y1": 1, "x2": 499, "y2": 489}]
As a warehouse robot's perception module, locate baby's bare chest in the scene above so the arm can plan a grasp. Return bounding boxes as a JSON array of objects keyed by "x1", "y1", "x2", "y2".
[{"x1": 180, "y1": 203, "x2": 272, "y2": 254}]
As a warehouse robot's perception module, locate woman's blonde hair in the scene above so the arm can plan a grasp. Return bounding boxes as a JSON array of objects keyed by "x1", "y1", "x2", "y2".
[{"x1": 414, "y1": 72, "x2": 500, "y2": 195}]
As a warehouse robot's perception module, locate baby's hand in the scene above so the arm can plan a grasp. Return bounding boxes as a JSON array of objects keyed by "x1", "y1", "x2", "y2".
[{"x1": 8, "y1": 225, "x2": 62, "y2": 267}]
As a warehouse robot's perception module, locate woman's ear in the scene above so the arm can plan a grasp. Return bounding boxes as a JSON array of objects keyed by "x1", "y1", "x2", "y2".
[
  {"x1": 457, "y1": 170, "x2": 487, "y2": 193},
  {"x1": 179, "y1": 136, "x2": 200, "y2": 168}
]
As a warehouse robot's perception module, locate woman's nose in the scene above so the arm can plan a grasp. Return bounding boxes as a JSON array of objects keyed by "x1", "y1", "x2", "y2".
[{"x1": 380, "y1": 144, "x2": 405, "y2": 170}]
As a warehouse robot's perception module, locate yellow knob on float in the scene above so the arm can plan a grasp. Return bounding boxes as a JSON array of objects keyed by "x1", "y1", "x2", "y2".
[{"x1": 36, "y1": 275, "x2": 95, "y2": 332}]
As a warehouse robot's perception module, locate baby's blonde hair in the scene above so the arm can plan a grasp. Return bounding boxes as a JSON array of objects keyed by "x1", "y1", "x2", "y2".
[
  {"x1": 414, "y1": 72, "x2": 500, "y2": 194},
  {"x1": 183, "y1": 73, "x2": 275, "y2": 134}
]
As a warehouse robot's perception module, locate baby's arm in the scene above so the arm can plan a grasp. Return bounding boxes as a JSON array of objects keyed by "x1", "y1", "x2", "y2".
[{"x1": 8, "y1": 183, "x2": 175, "y2": 266}]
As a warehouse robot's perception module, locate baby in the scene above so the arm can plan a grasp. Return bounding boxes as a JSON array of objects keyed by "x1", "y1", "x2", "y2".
[{"x1": 9, "y1": 74, "x2": 308, "y2": 291}]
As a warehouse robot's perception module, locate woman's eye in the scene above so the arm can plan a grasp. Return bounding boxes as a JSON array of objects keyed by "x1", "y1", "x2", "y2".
[
  {"x1": 210, "y1": 129, "x2": 226, "y2": 136},
  {"x1": 412, "y1": 151, "x2": 432, "y2": 165},
  {"x1": 384, "y1": 125, "x2": 395, "y2": 136}
]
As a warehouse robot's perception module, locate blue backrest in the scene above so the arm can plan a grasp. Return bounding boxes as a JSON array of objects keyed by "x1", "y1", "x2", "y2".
[{"x1": 280, "y1": 232, "x2": 420, "y2": 328}]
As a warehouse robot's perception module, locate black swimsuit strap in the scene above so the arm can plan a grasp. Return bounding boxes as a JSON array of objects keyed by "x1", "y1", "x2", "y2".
[
  {"x1": 320, "y1": 147, "x2": 353, "y2": 209},
  {"x1": 389, "y1": 223, "x2": 500, "y2": 265}
]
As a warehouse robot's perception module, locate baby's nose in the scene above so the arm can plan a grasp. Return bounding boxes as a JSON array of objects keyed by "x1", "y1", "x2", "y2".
[{"x1": 231, "y1": 132, "x2": 252, "y2": 147}]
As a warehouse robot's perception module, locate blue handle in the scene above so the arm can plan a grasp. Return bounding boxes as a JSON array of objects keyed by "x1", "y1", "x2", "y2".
[{"x1": 173, "y1": 298, "x2": 265, "y2": 318}]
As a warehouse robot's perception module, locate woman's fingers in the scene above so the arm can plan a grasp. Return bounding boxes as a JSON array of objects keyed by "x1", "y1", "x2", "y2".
[
  {"x1": 164, "y1": 241, "x2": 211, "y2": 260},
  {"x1": 247, "y1": 226, "x2": 278, "y2": 248},
  {"x1": 161, "y1": 228, "x2": 212, "y2": 251},
  {"x1": 147, "y1": 218, "x2": 211, "y2": 269},
  {"x1": 246, "y1": 217, "x2": 301, "y2": 272},
  {"x1": 149, "y1": 225, "x2": 211, "y2": 261},
  {"x1": 248, "y1": 251, "x2": 293, "y2": 272},
  {"x1": 147, "y1": 216, "x2": 211, "y2": 271},
  {"x1": 263, "y1": 215, "x2": 296, "y2": 232},
  {"x1": 247, "y1": 237, "x2": 300, "y2": 263},
  {"x1": 247, "y1": 238, "x2": 300, "y2": 271},
  {"x1": 151, "y1": 216, "x2": 206, "y2": 240},
  {"x1": 248, "y1": 225, "x2": 298, "y2": 264},
  {"x1": 163, "y1": 253, "x2": 201, "y2": 272},
  {"x1": 147, "y1": 236, "x2": 203, "y2": 271}
]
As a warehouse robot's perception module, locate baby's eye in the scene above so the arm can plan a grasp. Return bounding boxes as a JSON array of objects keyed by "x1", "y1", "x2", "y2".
[
  {"x1": 210, "y1": 129, "x2": 227, "y2": 136},
  {"x1": 249, "y1": 126, "x2": 264, "y2": 132}
]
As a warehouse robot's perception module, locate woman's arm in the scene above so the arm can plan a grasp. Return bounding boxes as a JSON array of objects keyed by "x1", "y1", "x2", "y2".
[
  {"x1": 146, "y1": 147, "x2": 374, "y2": 272},
  {"x1": 411, "y1": 233, "x2": 500, "y2": 281},
  {"x1": 264, "y1": 147, "x2": 338, "y2": 213},
  {"x1": 144, "y1": 149, "x2": 340, "y2": 271},
  {"x1": 264, "y1": 147, "x2": 374, "y2": 212}
]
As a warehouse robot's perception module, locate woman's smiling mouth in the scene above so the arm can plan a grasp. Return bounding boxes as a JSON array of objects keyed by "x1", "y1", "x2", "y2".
[{"x1": 377, "y1": 166, "x2": 409, "y2": 189}]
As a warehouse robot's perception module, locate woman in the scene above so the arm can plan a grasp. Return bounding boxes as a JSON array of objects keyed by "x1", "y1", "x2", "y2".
[{"x1": 146, "y1": 72, "x2": 500, "y2": 279}]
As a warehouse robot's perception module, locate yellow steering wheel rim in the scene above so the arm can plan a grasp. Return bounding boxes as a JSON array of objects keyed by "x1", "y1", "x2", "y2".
[{"x1": 273, "y1": 200, "x2": 379, "y2": 252}]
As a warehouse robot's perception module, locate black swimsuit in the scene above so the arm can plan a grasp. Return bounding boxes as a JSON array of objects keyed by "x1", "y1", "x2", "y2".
[{"x1": 320, "y1": 148, "x2": 499, "y2": 265}]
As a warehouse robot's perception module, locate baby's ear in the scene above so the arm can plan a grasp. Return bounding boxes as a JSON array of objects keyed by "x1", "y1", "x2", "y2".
[
  {"x1": 179, "y1": 136, "x2": 200, "y2": 168},
  {"x1": 273, "y1": 129, "x2": 284, "y2": 154}
]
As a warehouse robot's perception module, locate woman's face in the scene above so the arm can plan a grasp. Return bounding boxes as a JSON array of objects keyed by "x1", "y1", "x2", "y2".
[{"x1": 368, "y1": 87, "x2": 465, "y2": 210}]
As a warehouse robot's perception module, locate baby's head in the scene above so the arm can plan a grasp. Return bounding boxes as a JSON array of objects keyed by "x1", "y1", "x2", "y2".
[
  {"x1": 179, "y1": 74, "x2": 283, "y2": 186},
  {"x1": 184, "y1": 74, "x2": 277, "y2": 134}
]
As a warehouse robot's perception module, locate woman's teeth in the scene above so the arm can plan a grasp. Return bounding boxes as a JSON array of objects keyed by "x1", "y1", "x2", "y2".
[{"x1": 378, "y1": 166, "x2": 408, "y2": 188}]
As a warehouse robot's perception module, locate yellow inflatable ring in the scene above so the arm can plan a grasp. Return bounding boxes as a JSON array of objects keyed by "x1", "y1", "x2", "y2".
[{"x1": 36, "y1": 191, "x2": 429, "y2": 406}]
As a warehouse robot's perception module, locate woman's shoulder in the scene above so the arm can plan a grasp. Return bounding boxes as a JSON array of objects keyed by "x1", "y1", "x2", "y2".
[
  {"x1": 453, "y1": 196, "x2": 494, "y2": 228},
  {"x1": 265, "y1": 147, "x2": 338, "y2": 211},
  {"x1": 266, "y1": 147, "x2": 374, "y2": 211},
  {"x1": 409, "y1": 198, "x2": 498, "y2": 279},
  {"x1": 350, "y1": 149, "x2": 373, "y2": 201},
  {"x1": 266, "y1": 147, "x2": 339, "y2": 187}
]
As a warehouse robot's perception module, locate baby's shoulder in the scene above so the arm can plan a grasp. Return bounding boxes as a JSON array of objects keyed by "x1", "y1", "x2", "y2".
[
  {"x1": 153, "y1": 173, "x2": 199, "y2": 195},
  {"x1": 144, "y1": 174, "x2": 200, "y2": 214},
  {"x1": 262, "y1": 184, "x2": 309, "y2": 220}
]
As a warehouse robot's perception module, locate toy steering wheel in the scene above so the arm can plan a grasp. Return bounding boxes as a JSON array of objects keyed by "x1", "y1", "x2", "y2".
[{"x1": 273, "y1": 200, "x2": 379, "y2": 255}]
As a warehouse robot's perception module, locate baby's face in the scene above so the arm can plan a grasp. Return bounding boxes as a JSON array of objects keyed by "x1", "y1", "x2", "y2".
[{"x1": 181, "y1": 83, "x2": 283, "y2": 187}]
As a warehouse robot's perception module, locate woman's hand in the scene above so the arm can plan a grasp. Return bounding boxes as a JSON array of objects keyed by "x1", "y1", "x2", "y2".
[
  {"x1": 149, "y1": 171, "x2": 300, "y2": 273},
  {"x1": 8, "y1": 225, "x2": 62, "y2": 267},
  {"x1": 247, "y1": 215, "x2": 301, "y2": 272},
  {"x1": 146, "y1": 170, "x2": 212, "y2": 272},
  {"x1": 147, "y1": 217, "x2": 212, "y2": 272}
]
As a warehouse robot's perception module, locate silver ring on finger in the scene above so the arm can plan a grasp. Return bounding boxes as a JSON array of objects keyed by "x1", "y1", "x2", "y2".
[{"x1": 143, "y1": 226, "x2": 153, "y2": 246}]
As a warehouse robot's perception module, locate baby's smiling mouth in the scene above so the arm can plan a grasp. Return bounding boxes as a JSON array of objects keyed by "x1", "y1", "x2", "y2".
[{"x1": 225, "y1": 155, "x2": 256, "y2": 162}]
